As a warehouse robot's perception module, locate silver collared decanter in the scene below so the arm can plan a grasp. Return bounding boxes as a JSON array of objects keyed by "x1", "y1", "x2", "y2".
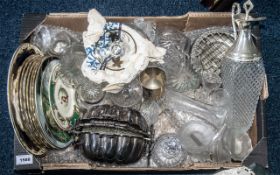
[{"x1": 222, "y1": 0, "x2": 266, "y2": 131}]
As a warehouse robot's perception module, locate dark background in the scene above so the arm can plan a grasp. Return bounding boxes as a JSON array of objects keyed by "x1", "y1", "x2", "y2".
[{"x1": 0, "y1": 0, "x2": 279, "y2": 174}]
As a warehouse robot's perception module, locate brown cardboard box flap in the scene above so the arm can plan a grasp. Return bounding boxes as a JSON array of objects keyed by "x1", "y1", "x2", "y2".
[
  {"x1": 185, "y1": 12, "x2": 232, "y2": 31},
  {"x1": 23, "y1": 12, "x2": 232, "y2": 39}
]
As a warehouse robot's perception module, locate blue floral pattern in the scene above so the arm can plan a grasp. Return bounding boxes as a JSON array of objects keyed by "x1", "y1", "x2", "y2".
[{"x1": 85, "y1": 22, "x2": 121, "y2": 70}]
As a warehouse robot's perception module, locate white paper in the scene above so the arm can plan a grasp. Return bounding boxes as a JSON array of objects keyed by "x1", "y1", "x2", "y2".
[{"x1": 81, "y1": 9, "x2": 166, "y2": 92}]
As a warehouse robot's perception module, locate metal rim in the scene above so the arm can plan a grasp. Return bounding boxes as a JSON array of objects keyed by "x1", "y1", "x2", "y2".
[
  {"x1": 28, "y1": 55, "x2": 53, "y2": 148},
  {"x1": 20, "y1": 55, "x2": 47, "y2": 148},
  {"x1": 7, "y1": 43, "x2": 46, "y2": 155}
]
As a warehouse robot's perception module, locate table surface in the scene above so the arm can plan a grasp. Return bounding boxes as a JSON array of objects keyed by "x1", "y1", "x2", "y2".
[{"x1": 0, "y1": 0, "x2": 279, "y2": 174}]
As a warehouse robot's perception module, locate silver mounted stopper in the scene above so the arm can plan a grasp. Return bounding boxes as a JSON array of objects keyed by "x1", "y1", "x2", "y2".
[{"x1": 228, "y1": 0, "x2": 266, "y2": 62}]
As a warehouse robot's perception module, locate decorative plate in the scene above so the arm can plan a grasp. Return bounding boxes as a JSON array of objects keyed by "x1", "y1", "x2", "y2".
[
  {"x1": 48, "y1": 64, "x2": 79, "y2": 131},
  {"x1": 38, "y1": 59, "x2": 74, "y2": 148}
]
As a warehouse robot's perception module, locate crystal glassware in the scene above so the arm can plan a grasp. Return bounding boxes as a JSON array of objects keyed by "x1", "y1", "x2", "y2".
[
  {"x1": 139, "y1": 100, "x2": 162, "y2": 126},
  {"x1": 76, "y1": 81, "x2": 105, "y2": 104},
  {"x1": 156, "y1": 28, "x2": 190, "y2": 52},
  {"x1": 31, "y1": 25, "x2": 82, "y2": 55},
  {"x1": 209, "y1": 88, "x2": 230, "y2": 107},
  {"x1": 30, "y1": 25, "x2": 52, "y2": 53},
  {"x1": 209, "y1": 125, "x2": 231, "y2": 163},
  {"x1": 178, "y1": 120, "x2": 218, "y2": 155},
  {"x1": 60, "y1": 43, "x2": 87, "y2": 86},
  {"x1": 195, "y1": 71, "x2": 222, "y2": 104},
  {"x1": 49, "y1": 31, "x2": 71, "y2": 56},
  {"x1": 152, "y1": 133, "x2": 186, "y2": 167},
  {"x1": 202, "y1": 71, "x2": 222, "y2": 95},
  {"x1": 222, "y1": 128, "x2": 253, "y2": 161},
  {"x1": 110, "y1": 78, "x2": 143, "y2": 107},
  {"x1": 210, "y1": 139, "x2": 231, "y2": 163},
  {"x1": 222, "y1": 1, "x2": 266, "y2": 132},
  {"x1": 133, "y1": 17, "x2": 156, "y2": 42},
  {"x1": 155, "y1": 28, "x2": 191, "y2": 81},
  {"x1": 165, "y1": 90, "x2": 226, "y2": 127},
  {"x1": 167, "y1": 60, "x2": 200, "y2": 92},
  {"x1": 159, "y1": 48, "x2": 189, "y2": 82},
  {"x1": 153, "y1": 111, "x2": 178, "y2": 138}
]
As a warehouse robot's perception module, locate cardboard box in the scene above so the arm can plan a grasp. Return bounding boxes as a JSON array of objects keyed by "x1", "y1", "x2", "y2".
[{"x1": 13, "y1": 12, "x2": 269, "y2": 173}]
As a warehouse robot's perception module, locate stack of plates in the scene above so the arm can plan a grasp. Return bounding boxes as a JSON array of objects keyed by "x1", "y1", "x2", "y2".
[{"x1": 8, "y1": 43, "x2": 77, "y2": 155}]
